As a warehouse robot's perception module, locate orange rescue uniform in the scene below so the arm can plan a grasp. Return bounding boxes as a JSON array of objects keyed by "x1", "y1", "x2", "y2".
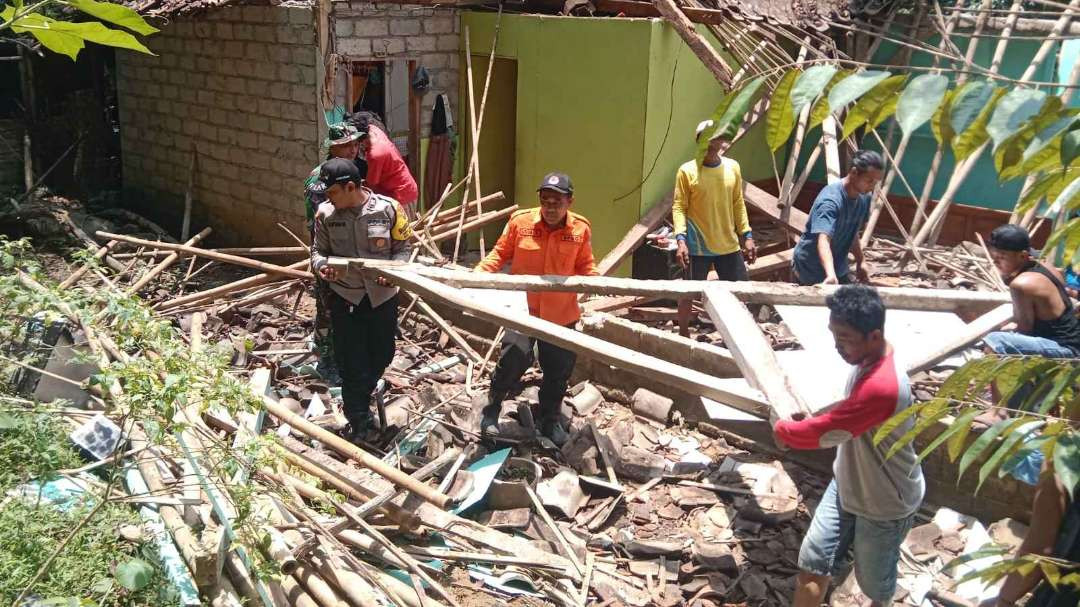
[{"x1": 475, "y1": 208, "x2": 598, "y2": 326}]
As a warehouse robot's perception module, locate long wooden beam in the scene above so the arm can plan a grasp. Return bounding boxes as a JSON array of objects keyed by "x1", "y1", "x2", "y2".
[
  {"x1": 702, "y1": 287, "x2": 810, "y2": 419},
  {"x1": 650, "y1": 0, "x2": 733, "y2": 87},
  {"x1": 906, "y1": 303, "x2": 1013, "y2": 374},
  {"x1": 596, "y1": 194, "x2": 673, "y2": 276},
  {"x1": 336, "y1": 259, "x2": 1010, "y2": 313},
  {"x1": 746, "y1": 183, "x2": 809, "y2": 235},
  {"x1": 382, "y1": 268, "x2": 772, "y2": 416},
  {"x1": 98, "y1": 231, "x2": 313, "y2": 280}
]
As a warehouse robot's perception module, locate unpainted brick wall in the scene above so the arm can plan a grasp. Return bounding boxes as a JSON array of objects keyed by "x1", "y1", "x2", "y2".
[
  {"x1": 332, "y1": 3, "x2": 459, "y2": 136},
  {"x1": 115, "y1": 4, "x2": 319, "y2": 244}
]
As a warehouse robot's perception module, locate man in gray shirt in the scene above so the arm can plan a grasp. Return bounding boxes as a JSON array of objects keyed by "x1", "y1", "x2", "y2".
[
  {"x1": 310, "y1": 158, "x2": 413, "y2": 438},
  {"x1": 773, "y1": 285, "x2": 924, "y2": 606}
]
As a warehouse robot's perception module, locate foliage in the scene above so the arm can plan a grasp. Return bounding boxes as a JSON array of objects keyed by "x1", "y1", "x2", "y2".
[
  {"x1": 1, "y1": 0, "x2": 157, "y2": 60},
  {"x1": 0, "y1": 236, "x2": 280, "y2": 598},
  {"x1": 0, "y1": 498, "x2": 180, "y2": 606},
  {"x1": 0, "y1": 407, "x2": 84, "y2": 493}
]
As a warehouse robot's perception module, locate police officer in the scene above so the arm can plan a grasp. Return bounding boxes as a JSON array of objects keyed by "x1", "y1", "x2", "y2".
[{"x1": 309, "y1": 158, "x2": 413, "y2": 438}]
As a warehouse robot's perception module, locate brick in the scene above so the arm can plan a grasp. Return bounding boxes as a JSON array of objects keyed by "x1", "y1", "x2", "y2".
[
  {"x1": 168, "y1": 70, "x2": 187, "y2": 86},
  {"x1": 268, "y1": 45, "x2": 292, "y2": 63},
  {"x1": 269, "y1": 82, "x2": 291, "y2": 100},
  {"x1": 178, "y1": 55, "x2": 196, "y2": 71},
  {"x1": 406, "y1": 36, "x2": 436, "y2": 52},
  {"x1": 144, "y1": 83, "x2": 162, "y2": 97},
  {"x1": 174, "y1": 21, "x2": 194, "y2": 37},
  {"x1": 196, "y1": 56, "x2": 215, "y2": 72},
  {"x1": 198, "y1": 122, "x2": 218, "y2": 142},
  {"x1": 229, "y1": 180, "x2": 249, "y2": 200},
  {"x1": 232, "y1": 23, "x2": 254, "y2": 40},
  {"x1": 334, "y1": 19, "x2": 353, "y2": 37},
  {"x1": 225, "y1": 76, "x2": 248, "y2": 95},
  {"x1": 277, "y1": 26, "x2": 300, "y2": 45},
  {"x1": 197, "y1": 89, "x2": 214, "y2": 106},
  {"x1": 236, "y1": 130, "x2": 258, "y2": 149},
  {"x1": 253, "y1": 24, "x2": 276, "y2": 43},
  {"x1": 155, "y1": 99, "x2": 173, "y2": 115},
  {"x1": 258, "y1": 99, "x2": 282, "y2": 118},
  {"x1": 292, "y1": 46, "x2": 316, "y2": 67},
  {"x1": 287, "y1": 7, "x2": 311, "y2": 24},
  {"x1": 209, "y1": 108, "x2": 229, "y2": 126},
  {"x1": 389, "y1": 18, "x2": 421, "y2": 35},
  {"x1": 245, "y1": 41, "x2": 268, "y2": 61},
  {"x1": 134, "y1": 66, "x2": 151, "y2": 81},
  {"x1": 181, "y1": 120, "x2": 199, "y2": 137},
  {"x1": 223, "y1": 40, "x2": 244, "y2": 58},
  {"x1": 436, "y1": 33, "x2": 457, "y2": 51},
  {"x1": 295, "y1": 27, "x2": 315, "y2": 45},
  {"x1": 165, "y1": 116, "x2": 182, "y2": 133},
  {"x1": 349, "y1": 18, "x2": 388, "y2": 37},
  {"x1": 338, "y1": 38, "x2": 371, "y2": 56},
  {"x1": 291, "y1": 84, "x2": 315, "y2": 105},
  {"x1": 374, "y1": 37, "x2": 404, "y2": 55},
  {"x1": 195, "y1": 21, "x2": 213, "y2": 38},
  {"x1": 423, "y1": 15, "x2": 454, "y2": 34},
  {"x1": 248, "y1": 112, "x2": 272, "y2": 133},
  {"x1": 299, "y1": 65, "x2": 317, "y2": 86},
  {"x1": 215, "y1": 22, "x2": 233, "y2": 38},
  {"x1": 280, "y1": 102, "x2": 313, "y2": 123},
  {"x1": 292, "y1": 122, "x2": 315, "y2": 143},
  {"x1": 277, "y1": 64, "x2": 301, "y2": 84},
  {"x1": 243, "y1": 6, "x2": 271, "y2": 22},
  {"x1": 206, "y1": 74, "x2": 225, "y2": 91},
  {"x1": 160, "y1": 54, "x2": 178, "y2": 68},
  {"x1": 174, "y1": 134, "x2": 192, "y2": 151}
]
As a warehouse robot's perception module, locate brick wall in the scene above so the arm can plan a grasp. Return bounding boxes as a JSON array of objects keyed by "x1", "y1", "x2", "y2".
[
  {"x1": 332, "y1": 3, "x2": 459, "y2": 135},
  {"x1": 116, "y1": 4, "x2": 320, "y2": 245}
]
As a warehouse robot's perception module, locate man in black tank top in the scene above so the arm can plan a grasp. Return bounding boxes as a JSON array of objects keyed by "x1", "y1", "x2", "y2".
[{"x1": 975, "y1": 225, "x2": 1080, "y2": 426}]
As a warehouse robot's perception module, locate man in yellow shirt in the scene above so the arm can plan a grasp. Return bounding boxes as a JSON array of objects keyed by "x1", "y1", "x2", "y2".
[{"x1": 673, "y1": 120, "x2": 756, "y2": 336}]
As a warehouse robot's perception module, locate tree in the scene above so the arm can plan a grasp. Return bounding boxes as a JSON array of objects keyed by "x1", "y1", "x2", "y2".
[{"x1": 1, "y1": 0, "x2": 157, "y2": 60}]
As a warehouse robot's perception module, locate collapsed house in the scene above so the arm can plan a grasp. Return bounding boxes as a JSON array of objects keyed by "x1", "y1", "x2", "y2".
[{"x1": 5, "y1": 0, "x2": 1080, "y2": 606}]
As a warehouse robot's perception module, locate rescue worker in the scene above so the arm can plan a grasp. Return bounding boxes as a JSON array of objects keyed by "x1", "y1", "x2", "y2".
[
  {"x1": 309, "y1": 158, "x2": 413, "y2": 439},
  {"x1": 303, "y1": 123, "x2": 367, "y2": 384},
  {"x1": 474, "y1": 172, "x2": 598, "y2": 443}
]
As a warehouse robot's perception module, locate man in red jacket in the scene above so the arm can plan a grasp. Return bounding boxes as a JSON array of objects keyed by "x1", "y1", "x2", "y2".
[{"x1": 349, "y1": 113, "x2": 419, "y2": 216}]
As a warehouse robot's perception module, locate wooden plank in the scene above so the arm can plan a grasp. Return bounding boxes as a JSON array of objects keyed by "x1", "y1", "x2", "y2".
[
  {"x1": 596, "y1": 194, "x2": 673, "y2": 276},
  {"x1": 745, "y1": 183, "x2": 808, "y2": 235},
  {"x1": 652, "y1": 0, "x2": 733, "y2": 87},
  {"x1": 382, "y1": 268, "x2": 771, "y2": 416},
  {"x1": 97, "y1": 231, "x2": 313, "y2": 280},
  {"x1": 341, "y1": 260, "x2": 1011, "y2": 313},
  {"x1": 906, "y1": 304, "x2": 1013, "y2": 374},
  {"x1": 702, "y1": 287, "x2": 811, "y2": 420}
]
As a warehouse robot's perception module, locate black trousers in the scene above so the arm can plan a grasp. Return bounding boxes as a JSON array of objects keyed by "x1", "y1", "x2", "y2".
[
  {"x1": 489, "y1": 328, "x2": 578, "y2": 420},
  {"x1": 329, "y1": 293, "x2": 399, "y2": 427},
  {"x1": 689, "y1": 252, "x2": 749, "y2": 281}
]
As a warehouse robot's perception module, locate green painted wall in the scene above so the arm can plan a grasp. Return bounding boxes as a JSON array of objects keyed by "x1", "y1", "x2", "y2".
[
  {"x1": 462, "y1": 13, "x2": 780, "y2": 274},
  {"x1": 462, "y1": 13, "x2": 652, "y2": 268},
  {"x1": 796, "y1": 33, "x2": 1063, "y2": 212}
]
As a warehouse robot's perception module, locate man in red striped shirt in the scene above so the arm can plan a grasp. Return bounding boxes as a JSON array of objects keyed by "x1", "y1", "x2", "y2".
[{"x1": 773, "y1": 285, "x2": 924, "y2": 606}]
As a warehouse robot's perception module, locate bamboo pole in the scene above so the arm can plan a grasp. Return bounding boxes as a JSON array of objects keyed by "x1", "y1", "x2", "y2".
[
  {"x1": 262, "y1": 397, "x2": 452, "y2": 508},
  {"x1": 58, "y1": 240, "x2": 117, "y2": 289},
  {"x1": 156, "y1": 260, "x2": 309, "y2": 311},
  {"x1": 777, "y1": 42, "x2": 812, "y2": 232},
  {"x1": 914, "y1": 0, "x2": 1079, "y2": 246},
  {"x1": 127, "y1": 227, "x2": 213, "y2": 295},
  {"x1": 97, "y1": 232, "x2": 313, "y2": 280}
]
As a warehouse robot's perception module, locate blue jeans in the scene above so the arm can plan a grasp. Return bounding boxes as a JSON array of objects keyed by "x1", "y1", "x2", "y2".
[
  {"x1": 798, "y1": 480, "x2": 915, "y2": 603},
  {"x1": 983, "y1": 332, "x2": 1076, "y2": 358}
]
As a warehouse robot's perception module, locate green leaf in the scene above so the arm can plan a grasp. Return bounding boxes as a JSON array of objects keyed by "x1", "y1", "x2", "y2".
[
  {"x1": 68, "y1": 0, "x2": 159, "y2": 35},
  {"x1": 0, "y1": 411, "x2": 18, "y2": 430},
  {"x1": 1035, "y1": 365, "x2": 1080, "y2": 415},
  {"x1": 53, "y1": 20, "x2": 154, "y2": 54},
  {"x1": 1062, "y1": 120, "x2": 1080, "y2": 168},
  {"x1": 1042, "y1": 216, "x2": 1080, "y2": 259},
  {"x1": 1047, "y1": 175, "x2": 1080, "y2": 217},
  {"x1": 766, "y1": 70, "x2": 799, "y2": 152},
  {"x1": 977, "y1": 419, "x2": 1036, "y2": 491},
  {"x1": 987, "y1": 88, "x2": 1048, "y2": 151},
  {"x1": 947, "y1": 408, "x2": 980, "y2": 462},
  {"x1": 808, "y1": 70, "x2": 851, "y2": 130},
  {"x1": 790, "y1": 65, "x2": 838, "y2": 115},
  {"x1": 828, "y1": 70, "x2": 892, "y2": 113},
  {"x1": 873, "y1": 399, "x2": 925, "y2": 446},
  {"x1": 942, "y1": 546, "x2": 1010, "y2": 572},
  {"x1": 951, "y1": 82, "x2": 1005, "y2": 161},
  {"x1": 885, "y1": 400, "x2": 949, "y2": 461},
  {"x1": 115, "y1": 558, "x2": 154, "y2": 591},
  {"x1": 1053, "y1": 432, "x2": 1080, "y2": 494},
  {"x1": 842, "y1": 74, "x2": 908, "y2": 140},
  {"x1": 931, "y1": 88, "x2": 957, "y2": 146},
  {"x1": 917, "y1": 408, "x2": 981, "y2": 464},
  {"x1": 958, "y1": 417, "x2": 1025, "y2": 479},
  {"x1": 1023, "y1": 115, "x2": 1078, "y2": 167},
  {"x1": 999, "y1": 435, "x2": 1050, "y2": 478},
  {"x1": 895, "y1": 74, "x2": 949, "y2": 136},
  {"x1": 695, "y1": 77, "x2": 766, "y2": 165}
]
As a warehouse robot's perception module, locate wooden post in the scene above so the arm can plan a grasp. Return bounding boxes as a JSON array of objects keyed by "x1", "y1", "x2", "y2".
[
  {"x1": 652, "y1": 0, "x2": 733, "y2": 88},
  {"x1": 701, "y1": 287, "x2": 811, "y2": 420}
]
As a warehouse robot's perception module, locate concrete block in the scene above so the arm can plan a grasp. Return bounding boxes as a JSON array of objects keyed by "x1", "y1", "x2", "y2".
[
  {"x1": 406, "y1": 36, "x2": 436, "y2": 52},
  {"x1": 373, "y1": 37, "x2": 404, "y2": 55},
  {"x1": 422, "y1": 53, "x2": 448, "y2": 69},
  {"x1": 253, "y1": 24, "x2": 276, "y2": 43},
  {"x1": 233, "y1": 23, "x2": 254, "y2": 40},
  {"x1": 259, "y1": 99, "x2": 283, "y2": 119},
  {"x1": 299, "y1": 65, "x2": 317, "y2": 86},
  {"x1": 349, "y1": 18, "x2": 388, "y2": 37},
  {"x1": 292, "y1": 46, "x2": 316, "y2": 66},
  {"x1": 181, "y1": 120, "x2": 199, "y2": 137},
  {"x1": 291, "y1": 84, "x2": 315, "y2": 105},
  {"x1": 245, "y1": 41, "x2": 268, "y2": 61},
  {"x1": 257, "y1": 133, "x2": 280, "y2": 152},
  {"x1": 134, "y1": 66, "x2": 151, "y2": 81},
  {"x1": 204, "y1": 74, "x2": 224, "y2": 91},
  {"x1": 287, "y1": 7, "x2": 311, "y2": 24},
  {"x1": 197, "y1": 89, "x2": 214, "y2": 106},
  {"x1": 334, "y1": 19, "x2": 353, "y2": 37},
  {"x1": 177, "y1": 55, "x2": 196, "y2": 71},
  {"x1": 195, "y1": 21, "x2": 212, "y2": 38},
  {"x1": 389, "y1": 18, "x2": 421, "y2": 36},
  {"x1": 174, "y1": 134, "x2": 192, "y2": 152},
  {"x1": 236, "y1": 130, "x2": 258, "y2": 149},
  {"x1": 436, "y1": 33, "x2": 458, "y2": 51},
  {"x1": 276, "y1": 26, "x2": 300, "y2": 45},
  {"x1": 424, "y1": 14, "x2": 454, "y2": 34},
  {"x1": 337, "y1": 38, "x2": 371, "y2": 56},
  {"x1": 198, "y1": 122, "x2": 218, "y2": 142},
  {"x1": 209, "y1": 108, "x2": 229, "y2": 127},
  {"x1": 160, "y1": 84, "x2": 179, "y2": 99},
  {"x1": 242, "y1": 5, "x2": 271, "y2": 23},
  {"x1": 196, "y1": 56, "x2": 214, "y2": 72},
  {"x1": 295, "y1": 26, "x2": 315, "y2": 45},
  {"x1": 174, "y1": 21, "x2": 194, "y2": 37},
  {"x1": 269, "y1": 82, "x2": 291, "y2": 101},
  {"x1": 277, "y1": 64, "x2": 301, "y2": 84},
  {"x1": 214, "y1": 22, "x2": 233, "y2": 38}
]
